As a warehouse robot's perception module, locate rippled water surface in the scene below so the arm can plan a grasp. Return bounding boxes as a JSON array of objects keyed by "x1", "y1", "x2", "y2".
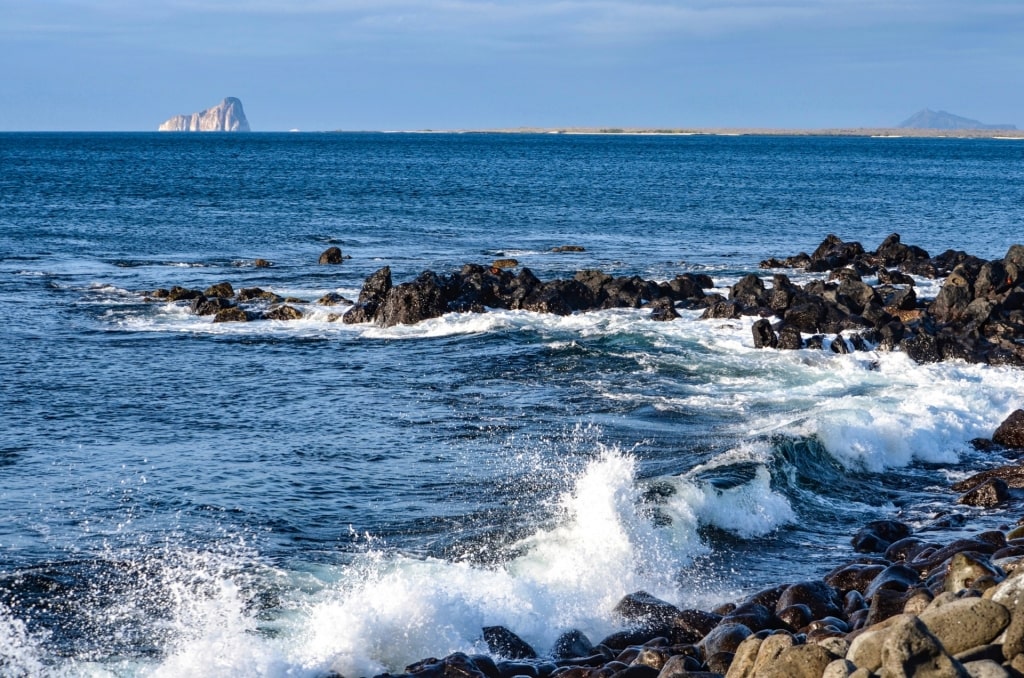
[{"x1": 1, "y1": 132, "x2": 1023, "y2": 676}]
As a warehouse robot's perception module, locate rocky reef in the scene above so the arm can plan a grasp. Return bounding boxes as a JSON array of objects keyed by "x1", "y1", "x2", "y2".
[
  {"x1": 148, "y1": 234, "x2": 1024, "y2": 367},
  {"x1": 332, "y1": 233, "x2": 1024, "y2": 367},
  {"x1": 157, "y1": 97, "x2": 250, "y2": 132}
]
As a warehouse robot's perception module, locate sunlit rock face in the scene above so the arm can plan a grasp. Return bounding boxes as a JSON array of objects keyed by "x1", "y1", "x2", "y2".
[{"x1": 158, "y1": 97, "x2": 250, "y2": 132}]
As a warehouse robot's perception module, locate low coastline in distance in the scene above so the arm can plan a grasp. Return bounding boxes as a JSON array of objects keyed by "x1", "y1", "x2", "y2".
[{"x1": 376, "y1": 126, "x2": 1024, "y2": 139}]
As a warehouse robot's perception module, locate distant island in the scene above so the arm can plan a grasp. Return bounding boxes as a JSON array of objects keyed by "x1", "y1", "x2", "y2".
[
  {"x1": 898, "y1": 108, "x2": 1016, "y2": 131},
  {"x1": 158, "y1": 97, "x2": 250, "y2": 132}
]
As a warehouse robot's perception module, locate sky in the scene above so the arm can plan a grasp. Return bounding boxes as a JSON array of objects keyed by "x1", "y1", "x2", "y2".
[{"x1": 1, "y1": 0, "x2": 1022, "y2": 131}]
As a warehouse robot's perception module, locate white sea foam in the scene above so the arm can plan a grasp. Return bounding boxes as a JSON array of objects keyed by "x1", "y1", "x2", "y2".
[{"x1": 22, "y1": 446, "x2": 791, "y2": 677}]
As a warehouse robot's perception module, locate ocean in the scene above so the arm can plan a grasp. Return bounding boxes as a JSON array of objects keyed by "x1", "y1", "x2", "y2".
[{"x1": 1, "y1": 131, "x2": 1023, "y2": 676}]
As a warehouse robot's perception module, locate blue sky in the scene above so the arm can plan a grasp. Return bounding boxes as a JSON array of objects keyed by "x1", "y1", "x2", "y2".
[{"x1": 1, "y1": 0, "x2": 1021, "y2": 131}]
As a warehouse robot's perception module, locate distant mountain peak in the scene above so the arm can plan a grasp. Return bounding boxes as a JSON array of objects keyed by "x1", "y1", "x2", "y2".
[
  {"x1": 898, "y1": 109, "x2": 1016, "y2": 131},
  {"x1": 158, "y1": 97, "x2": 251, "y2": 132}
]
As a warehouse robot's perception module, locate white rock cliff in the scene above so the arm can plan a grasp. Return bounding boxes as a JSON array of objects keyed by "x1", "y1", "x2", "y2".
[{"x1": 158, "y1": 97, "x2": 251, "y2": 132}]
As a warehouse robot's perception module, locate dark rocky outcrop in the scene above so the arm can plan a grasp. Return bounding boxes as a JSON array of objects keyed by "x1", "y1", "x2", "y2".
[
  {"x1": 150, "y1": 233, "x2": 1024, "y2": 366},
  {"x1": 319, "y1": 247, "x2": 344, "y2": 265},
  {"x1": 994, "y1": 410, "x2": 1024, "y2": 449}
]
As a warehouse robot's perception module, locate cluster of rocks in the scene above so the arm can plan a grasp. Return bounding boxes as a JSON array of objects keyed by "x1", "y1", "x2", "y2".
[
  {"x1": 752, "y1": 234, "x2": 1024, "y2": 366},
  {"x1": 344, "y1": 411, "x2": 1024, "y2": 678},
  {"x1": 145, "y1": 281, "x2": 351, "y2": 323},
  {"x1": 150, "y1": 234, "x2": 1024, "y2": 366},
  {"x1": 333, "y1": 233, "x2": 1023, "y2": 366},
  {"x1": 337, "y1": 265, "x2": 713, "y2": 327}
]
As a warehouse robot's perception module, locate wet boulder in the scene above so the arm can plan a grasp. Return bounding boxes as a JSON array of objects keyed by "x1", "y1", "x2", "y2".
[
  {"x1": 701, "y1": 299, "x2": 742, "y2": 320},
  {"x1": 316, "y1": 292, "x2": 352, "y2": 306},
  {"x1": 863, "y1": 564, "x2": 921, "y2": 600},
  {"x1": 993, "y1": 410, "x2": 1024, "y2": 449},
  {"x1": 482, "y1": 626, "x2": 537, "y2": 660},
  {"x1": 165, "y1": 285, "x2": 203, "y2": 302},
  {"x1": 377, "y1": 272, "x2": 448, "y2": 327},
  {"x1": 406, "y1": 653, "x2": 490, "y2": 678},
  {"x1": 752, "y1": 318, "x2": 778, "y2": 348},
  {"x1": 190, "y1": 295, "x2": 234, "y2": 316},
  {"x1": 851, "y1": 520, "x2": 913, "y2": 554},
  {"x1": 212, "y1": 307, "x2": 251, "y2": 323},
  {"x1": 343, "y1": 266, "x2": 393, "y2": 324},
  {"x1": 777, "y1": 324, "x2": 803, "y2": 350},
  {"x1": 318, "y1": 246, "x2": 343, "y2": 264},
  {"x1": 264, "y1": 304, "x2": 303, "y2": 321},
  {"x1": 614, "y1": 591, "x2": 681, "y2": 626},
  {"x1": 550, "y1": 629, "x2": 594, "y2": 660},
  {"x1": 775, "y1": 581, "x2": 842, "y2": 621},
  {"x1": 667, "y1": 274, "x2": 709, "y2": 302},
  {"x1": 698, "y1": 621, "x2": 752, "y2": 657},
  {"x1": 807, "y1": 234, "x2": 865, "y2": 273},
  {"x1": 957, "y1": 478, "x2": 1010, "y2": 508},
  {"x1": 649, "y1": 297, "x2": 679, "y2": 322},
  {"x1": 203, "y1": 281, "x2": 234, "y2": 298},
  {"x1": 729, "y1": 274, "x2": 769, "y2": 310}
]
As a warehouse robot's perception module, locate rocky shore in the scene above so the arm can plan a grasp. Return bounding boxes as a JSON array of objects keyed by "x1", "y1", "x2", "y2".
[
  {"x1": 323, "y1": 408, "x2": 1024, "y2": 678},
  {"x1": 149, "y1": 234, "x2": 1024, "y2": 367},
  {"x1": 139, "y1": 239, "x2": 1024, "y2": 676}
]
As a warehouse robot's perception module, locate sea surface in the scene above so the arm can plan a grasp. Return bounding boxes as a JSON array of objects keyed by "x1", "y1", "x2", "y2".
[{"x1": 1, "y1": 132, "x2": 1023, "y2": 677}]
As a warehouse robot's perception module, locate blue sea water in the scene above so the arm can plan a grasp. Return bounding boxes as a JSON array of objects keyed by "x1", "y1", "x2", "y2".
[{"x1": 1, "y1": 132, "x2": 1024, "y2": 676}]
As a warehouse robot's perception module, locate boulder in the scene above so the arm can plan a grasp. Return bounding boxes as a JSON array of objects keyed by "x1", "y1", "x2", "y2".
[
  {"x1": 953, "y1": 466, "x2": 1024, "y2": 492},
  {"x1": 482, "y1": 626, "x2": 537, "y2": 660},
  {"x1": 406, "y1": 653, "x2": 490, "y2": 678},
  {"x1": 957, "y1": 478, "x2": 1009, "y2": 508},
  {"x1": 852, "y1": 520, "x2": 913, "y2": 554},
  {"x1": 203, "y1": 282, "x2": 234, "y2": 298},
  {"x1": 190, "y1": 295, "x2": 234, "y2": 316},
  {"x1": 649, "y1": 297, "x2": 680, "y2": 322},
  {"x1": 918, "y1": 597, "x2": 1010, "y2": 655},
  {"x1": 775, "y1": 581, "x2": 843, "y2": 621},
  {"x1": 550, "y1": 629, "x2": 594, "y2": 660},
  {"x1": 755, "y1": 643, "x2": 836, "y2": 678},
  {"x1": 614, "y1": 592, "x2": 682, "y2": 626},
  {"x1": 377, "y1": 273, "x2": 447, "y2": 327},
  {"x1": 752, "y1": 318, "x2": 778, "y2": 348},
  {"x1": 165, "y1": 285, "x2": 203, "y2": 302},
  {"x1": 879, "y1": 614, "x2": 969, "y2": 678},
  {"x1": 316, "y1": 292, "x2": 352, "y2": 306},
  {"x1": 264, "y1": 305, "x2": 303, "y2": 321},
  {"x1": 863, "y1": 564, "x2": 921, "y2": 600},
  {"x1": 318, "y1": 246, "x2": 343, "y2": 265},
  {"x1": 212, "y1": 307, "x2": 250, "y2": 323},
  {"x1": 698, "y1": 622, "x2": 752, "y2": 657},
  {"x1": 993, "y1": 410, "x2": 1024, "y2": 449}
]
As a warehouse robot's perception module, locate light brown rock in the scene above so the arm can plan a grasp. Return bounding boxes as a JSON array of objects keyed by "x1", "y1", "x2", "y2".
[
  {"x1": 918, "y1": 597, "x2": 1010, "y2": 655},
  {"x1": 750, "y1": 632, "x2": 795, "y2": 676},
  {"x1": 724, "y1": 636, "x2": 763, "y2": 678},
  {"x1": 880, "y1": 614, "x2": 969, "y2": 677},
  {"x1": 961, "y1": 659, "x2": 1010, "y2": 677},
  {"x1": 821, "y1": 658, "x2": 857, "y2": 678},
  {"x1": 753, "y1": 643, "x2": 836, "y2": 678}
]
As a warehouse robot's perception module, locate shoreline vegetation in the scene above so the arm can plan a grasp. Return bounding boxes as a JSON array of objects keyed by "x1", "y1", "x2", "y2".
[{"x1": 386, "y1": 127, "x2": 1024, "y2": 139}]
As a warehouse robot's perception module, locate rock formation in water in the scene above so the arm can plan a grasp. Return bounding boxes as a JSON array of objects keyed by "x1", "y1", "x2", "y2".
[
  {"x1": 158, "y1": 97, "x2": 251, "y2": 132},
  {"x1": 899, "y1": 109, "x2": 1016, "y2": 131}
]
